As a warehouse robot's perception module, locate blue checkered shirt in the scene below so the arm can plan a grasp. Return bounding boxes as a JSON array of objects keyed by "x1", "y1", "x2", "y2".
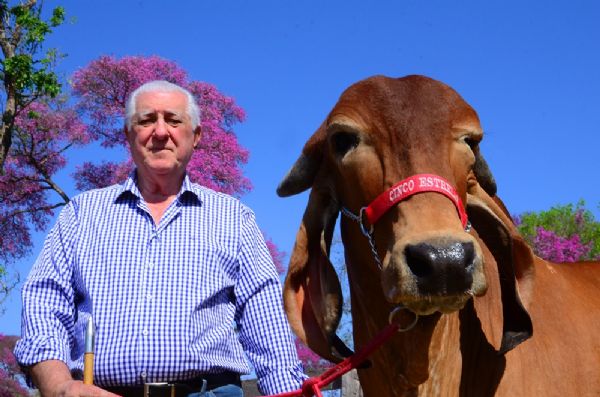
[{"x1": 15, "y1": 173, "x2": 306, "y2": 394}]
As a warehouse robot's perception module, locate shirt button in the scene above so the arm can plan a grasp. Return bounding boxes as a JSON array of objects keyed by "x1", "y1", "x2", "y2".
[
  {"x1": 141, "y1": 371, "x2": 147, "y2": 379},
  {"x1": 146, "y1": 294, "x2": 153, "y2": 300},
  {"x1": 142, "y1": 329, "x2": 149, "y2": 336},
  {"x1": 147, "y1": 262, "x2": 154, "y2": 268}
]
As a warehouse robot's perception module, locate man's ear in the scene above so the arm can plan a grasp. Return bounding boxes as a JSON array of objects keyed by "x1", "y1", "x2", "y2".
[{"x1": 193, "y1": 126, "x2": 202, "y2": 148}]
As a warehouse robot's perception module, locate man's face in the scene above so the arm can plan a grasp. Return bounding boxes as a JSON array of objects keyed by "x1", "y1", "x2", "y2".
[{"x1": 127, "y1": 90, "x2": 201, "y2": 178}]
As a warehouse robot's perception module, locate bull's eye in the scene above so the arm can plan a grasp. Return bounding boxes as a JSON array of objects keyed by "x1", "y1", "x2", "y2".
[
  {"x1": 331, "y1": 131, "x2": 359, "y2": 156},
  {"x1": 461, "y1": 136, "x2": 478, "y2": 150}
]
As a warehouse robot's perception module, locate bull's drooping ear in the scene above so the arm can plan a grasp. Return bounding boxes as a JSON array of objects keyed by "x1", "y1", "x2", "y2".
[
  {"x1": 473, "y1": 148, "x2": 497, "y2": 197},
  {"x1": 283, "y1": 185, "x2": 353, "y2": 362},
  {"x1": 469, "y1": 183, "x2": 536, "y2": 308},
  {"x1": 466, "y1": 191, "x2": 533, "y2": 354},
  {"x1": 279, "y1": 122, "x2": 353, "y2": 362},
  {"x1": 277, "y1": 122, "x2": 327, "y2": 197}
]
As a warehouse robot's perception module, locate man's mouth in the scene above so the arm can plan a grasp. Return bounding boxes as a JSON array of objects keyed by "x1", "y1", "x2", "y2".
[{"x1": 149, "y1": 147, "x2": 170, "y2": 153}]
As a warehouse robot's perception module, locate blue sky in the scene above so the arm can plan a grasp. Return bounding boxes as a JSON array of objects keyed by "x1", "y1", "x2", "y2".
[{"x1": 1, "y1": 0, "x2": 599, "y2": 336}]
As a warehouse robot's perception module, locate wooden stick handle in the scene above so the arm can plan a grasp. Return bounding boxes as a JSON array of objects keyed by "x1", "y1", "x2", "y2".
[{"x1": 83, "y1": 352, "x2": 94, "y2": 385}]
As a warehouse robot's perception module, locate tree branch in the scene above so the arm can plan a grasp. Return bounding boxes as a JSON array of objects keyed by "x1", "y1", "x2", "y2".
[{"x1": 0, "y1": 201, "x2": 65, "y2": 226}]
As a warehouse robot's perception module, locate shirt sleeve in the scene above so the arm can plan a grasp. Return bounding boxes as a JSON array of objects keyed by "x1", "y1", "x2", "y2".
[
  {"x1": 234, "y1": 207, "x2": 307, "y2": 394},
  {"x1": 14, "y1": 201, "x2": 80, "y2": 368}
]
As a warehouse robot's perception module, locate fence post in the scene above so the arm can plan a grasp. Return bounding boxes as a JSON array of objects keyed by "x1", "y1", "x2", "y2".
[{"x1": 341, "y1": 369, "x2": 363, "y2": 396}]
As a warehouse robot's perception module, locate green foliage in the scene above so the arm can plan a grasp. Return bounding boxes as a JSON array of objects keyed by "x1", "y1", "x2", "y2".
[
  {"x1": 0, "y1": 1, "x2": 65, "y2": 99},
  {"x1": 516, "y1": 200, "x2": 600, "y2": 260},
  {"x1": 3, "y1": 53, "x2": 59, "y2": 97},
  {"x1": 9, "y1": 3, "x2": 64, "y2": 44},
  {"x1": 0, "y1": 263, "x2": 19, "y2": 315},
  {"x1": 0, "y1": 0, "x2": 66, "y2": 310}
]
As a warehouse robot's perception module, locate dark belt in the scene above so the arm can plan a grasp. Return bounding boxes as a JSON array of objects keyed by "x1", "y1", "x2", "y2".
[{"x1": 103, "y1": 372, "x2": 241, "y2": 397}]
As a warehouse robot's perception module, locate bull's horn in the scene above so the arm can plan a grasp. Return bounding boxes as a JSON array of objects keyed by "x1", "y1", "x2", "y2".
[{"x1": 473, "y1": 150, "x2": 497, "y2": 196}]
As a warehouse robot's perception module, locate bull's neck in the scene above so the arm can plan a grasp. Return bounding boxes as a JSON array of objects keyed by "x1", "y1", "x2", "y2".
[
  {"x1": 344, "y1": 242, "x2": 504, "y2": 396},
  {"x1": 342, "y1": 221, "x2": 474, "y2": 397},
  {"x1": 344, "y1": 240, "x2": 442, "y2": 396}
]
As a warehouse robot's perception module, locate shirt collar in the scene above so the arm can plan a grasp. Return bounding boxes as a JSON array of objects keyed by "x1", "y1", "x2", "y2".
[{"x1": 116, "y1": 169, "x2": 201, "y2": 205}]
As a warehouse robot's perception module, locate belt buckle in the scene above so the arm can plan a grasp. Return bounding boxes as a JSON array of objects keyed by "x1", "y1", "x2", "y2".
[{"x1": 143, "y1": 382, "x2": 176, "y2": 397}]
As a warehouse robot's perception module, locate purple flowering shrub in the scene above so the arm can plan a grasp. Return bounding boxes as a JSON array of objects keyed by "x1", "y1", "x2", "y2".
[
  {"x1": 515, "y1": 201, "x2": 599, "y2": 262},
  {"x1": 295, "y1": 339, "x2": 333, "y2": 375},
  {"x1": 532, "y1": 228, "x2": 593, "y2": 262},
  {"x1": 0, "y1": 334, "x2": 29, "y2": 397}
]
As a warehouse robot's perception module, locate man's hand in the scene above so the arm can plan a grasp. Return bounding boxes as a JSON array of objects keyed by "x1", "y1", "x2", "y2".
[
  {"x1": 53, "y1": 379, "x2": 121, "y2": 397},
  {"x1": 30, "y1": 360, "x2": 121, "y2": 397}
]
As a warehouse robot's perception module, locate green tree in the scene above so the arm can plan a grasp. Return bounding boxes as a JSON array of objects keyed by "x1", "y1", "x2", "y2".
[
  {"x1": 515, "y1": 201, "x2": 600, "y2": 261},
  {"x1": 0, "y1": 0, "x2": 65, "y2": 315},
  {"x1": 0, "y1": 0, "x2": 65, "y2": 173}
]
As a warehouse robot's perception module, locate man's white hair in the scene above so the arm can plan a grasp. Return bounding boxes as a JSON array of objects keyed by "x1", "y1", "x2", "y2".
[{"x1": 125, "y1": 80, "x2": 201, "y2": 131}]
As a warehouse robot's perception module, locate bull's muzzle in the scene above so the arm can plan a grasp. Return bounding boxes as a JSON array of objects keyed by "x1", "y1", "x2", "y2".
[
  {"x1": 404, "y1": 241, "x2": 475, "y2": 295},
  {"x1": 383, "y1": 234, "x2": 486, "y2": 315}
]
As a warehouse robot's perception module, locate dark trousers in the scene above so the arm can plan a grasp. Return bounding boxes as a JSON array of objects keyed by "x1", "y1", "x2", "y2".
[{"x1": 188, "y1": 383, "x2": 243, "y2": 397}]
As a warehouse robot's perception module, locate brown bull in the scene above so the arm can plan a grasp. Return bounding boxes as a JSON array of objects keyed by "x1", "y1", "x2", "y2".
[{"x1": 277, "y1": 75, "x2": 600, "y2": 396}]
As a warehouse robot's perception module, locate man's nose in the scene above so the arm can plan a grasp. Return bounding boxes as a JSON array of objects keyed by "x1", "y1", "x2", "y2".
[{"x1": 153, "y1": 118, "x2": 169, "y2": 139}]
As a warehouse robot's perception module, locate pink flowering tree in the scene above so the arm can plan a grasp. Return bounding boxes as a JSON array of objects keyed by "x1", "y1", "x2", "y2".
[
  {"x1": 265, "y1": 238, "x2": 287, "y2": 275},
  {"x1": 531, "y1": 228, "x2": 592, "y2": 263},
  {"x1": 0, "y1": 101, "x2": 90, "y2": 306},
  {"x1": 295, "y1": 339, "x2": 332, "y2": 375},
  {"x1": 0, "y1": 334, "x2": 29, "y2": 397},
  {"x1": 514, "y1": 201, "x2": 600, "y2": 262},
  {"x1": 70, "y1": 55, "x2": 251, "y2": 196}
]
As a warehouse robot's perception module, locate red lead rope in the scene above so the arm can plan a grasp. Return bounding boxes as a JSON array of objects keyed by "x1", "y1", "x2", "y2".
[
  {"x1": 267, "y1": 323, "x2": 400, "y2": 397},
  {"x1": 268, "y1": 174, "x2": 466, "y2": 396},
  {"x1": 364, "y1": 173, "x2": 468, "y2": 229}
]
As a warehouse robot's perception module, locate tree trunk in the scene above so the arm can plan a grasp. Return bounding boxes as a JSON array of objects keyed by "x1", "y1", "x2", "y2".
[{"x1": 0, "y1": 95, "x2": 16, "y2": 172}]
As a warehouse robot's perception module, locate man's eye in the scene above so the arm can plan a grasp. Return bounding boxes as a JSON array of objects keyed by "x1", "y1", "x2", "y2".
[
  {"x1": 167, "y1": 119, "x2": 182, "y2": 126},
  {"x1": 138, "y1": 119, "x2": 153, "y2": 126}
]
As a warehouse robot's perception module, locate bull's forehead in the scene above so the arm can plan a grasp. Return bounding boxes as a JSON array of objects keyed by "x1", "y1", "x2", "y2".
[{"x1": 327, "y1": 75, "x2": 482, "y2": 138}]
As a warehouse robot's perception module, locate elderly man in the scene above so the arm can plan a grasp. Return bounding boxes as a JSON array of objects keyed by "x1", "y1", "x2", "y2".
[{"x1": 15, "y1": 81, "x2": 306, "y2": 396}]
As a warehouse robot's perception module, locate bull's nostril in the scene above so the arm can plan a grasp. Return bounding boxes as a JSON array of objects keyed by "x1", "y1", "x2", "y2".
[
  {"x1": 461, "y1": 242, "x2": 475, "y2": 270},
  {"x1": 404, "y1": 241, "x2": 476, "y2": 295},
  {"x1": 405, "y1": 243, "x2": 436, "y2": 278}
]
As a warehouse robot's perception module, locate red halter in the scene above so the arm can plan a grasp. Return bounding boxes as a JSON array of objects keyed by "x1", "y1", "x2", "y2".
[
  {"x1": 341, "y1": 173, "x2": 470, "y2": 270},
  {"x1": 365, "y1": 173, "x2": 468, "y2": 228},
  {"x1": 357, "y1": 173, "x2": 469, "y2": 230}
]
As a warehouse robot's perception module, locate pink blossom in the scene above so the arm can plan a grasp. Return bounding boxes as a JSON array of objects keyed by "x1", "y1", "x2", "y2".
[
  {"x1": 295, "y1": 339, "x2": 332, "y2": 374},
  {"x1": 265, "y1": 237, "x2": 286, "y2": 275},
  {"x1": 533, "y1": 227, "x2": 592, "y2": 262},
  {"x1": 0, "y1": 61, "x2": 92, "y2": 268},
  {"x1": 0, "y1": 101, "x2": 88, "y2": 261},
  {"x1": 74, "y1": 159, "x2": 133, "y2": 191},
  {"x1": 0, "y1": 334, "x2": 30, "y2": 397}
]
